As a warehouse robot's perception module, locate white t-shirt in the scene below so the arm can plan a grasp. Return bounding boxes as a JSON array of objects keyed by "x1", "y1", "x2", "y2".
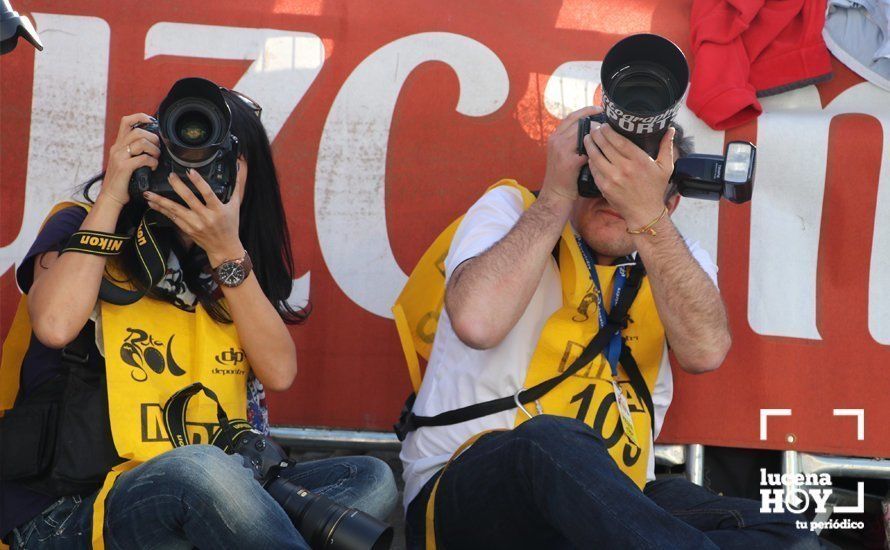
[{"x1": 399, "y1": 187, "x2": 719, "y2": 509}]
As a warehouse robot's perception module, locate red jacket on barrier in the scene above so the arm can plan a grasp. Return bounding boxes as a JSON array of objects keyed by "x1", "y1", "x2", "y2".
[{"x1": 688, "y1": 0, "x2": 833, "y2": 129}]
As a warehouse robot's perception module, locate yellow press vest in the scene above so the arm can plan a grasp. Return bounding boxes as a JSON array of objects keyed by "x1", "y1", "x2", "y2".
[
  {"x1": 392, "y1": 180, "x2": 666, "y2": 547},
  {"x1": 0, "y1": 202, "x2": 248, "y2": 549}
]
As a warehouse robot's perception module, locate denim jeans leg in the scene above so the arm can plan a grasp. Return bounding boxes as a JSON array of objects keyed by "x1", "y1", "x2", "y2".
[
  {"x1": 644, "y1": 477, "x2": 824, "y2": 550},
  {"x1": 409, "y1": 415, "x2": 719, "y2": 550},
  {"x1": 277, "y1": 455, "x2": 398, "y2": 521},
  {"x1": 9, "y1": 449, "x2": 396, "y2": 550},
  {"x1": 102, "y1": 444, "x2": 309, "y2": 550},
  {"x1": 10, "y1": 495, "x2": 95, "y2": 550}
]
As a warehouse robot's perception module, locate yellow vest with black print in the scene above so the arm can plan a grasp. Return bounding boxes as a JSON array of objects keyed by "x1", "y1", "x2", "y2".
[
  {"x1": 0, "y1": 202, "x2": 248, "y2": 550},
  {"x1": 392, "y1": 181, "x2": 666, "y2": 548}
]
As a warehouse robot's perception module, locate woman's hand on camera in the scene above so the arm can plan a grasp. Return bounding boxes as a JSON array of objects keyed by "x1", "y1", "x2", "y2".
[
  {"x1": 143, "y1": 168, "x2": 245, "y2": 266},
  {"x1": 101, "y1": 113, "x2": 161, "y2": 207}
]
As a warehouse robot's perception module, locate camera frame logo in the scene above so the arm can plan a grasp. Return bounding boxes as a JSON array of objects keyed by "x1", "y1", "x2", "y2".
[{"x1": 758, "y1": 409, "x2": 866, "y2": 532}]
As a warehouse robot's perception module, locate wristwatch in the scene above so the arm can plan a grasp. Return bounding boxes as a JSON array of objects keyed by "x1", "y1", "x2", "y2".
[{"x1": 211, "y1": 251, "x2": 253, "y2": 288}]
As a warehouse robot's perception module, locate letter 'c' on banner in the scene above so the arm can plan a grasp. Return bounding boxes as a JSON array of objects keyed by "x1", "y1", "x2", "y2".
[{"x1": 315, "y1": 32, "x2": 509, "y2": 318}]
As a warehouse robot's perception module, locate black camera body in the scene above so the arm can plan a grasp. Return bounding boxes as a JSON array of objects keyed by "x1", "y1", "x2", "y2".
[
  {"x1": 128, "y1": 78, "x2": 239, "y2": 207},
  {"x1": 577, "y1": 113, "x2": 756, "y2": 204},
  {"x1": 575, "y1": 34, "x2": 755, "y2": 204},
  {"x1": 128, "y1": 121, "x2": 239, "y2": 204},
  {"x1": 576, "y1": 112, "x2": 609, "y2": 197},
  {"x1": 226, "y1": 427, "x2": 393, "y2": 550}
]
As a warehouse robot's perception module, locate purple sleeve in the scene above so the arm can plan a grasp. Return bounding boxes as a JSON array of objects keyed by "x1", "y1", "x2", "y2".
[{"x1": 15, "y1": 205, "x2": 88, "y2": 294}]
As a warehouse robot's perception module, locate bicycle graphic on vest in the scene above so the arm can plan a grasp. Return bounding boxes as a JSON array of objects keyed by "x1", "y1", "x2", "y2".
[
  {"x1": 572, "y1": 282, "x2": 602, "y2": 323},
  {"x1": 119, "y1": 327, "x2": 186, "y2": 382}
]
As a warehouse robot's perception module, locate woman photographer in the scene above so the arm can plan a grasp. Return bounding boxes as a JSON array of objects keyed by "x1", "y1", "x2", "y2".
[{"x1": 0, "y1": 83, "x2": 397, "y2": 549}]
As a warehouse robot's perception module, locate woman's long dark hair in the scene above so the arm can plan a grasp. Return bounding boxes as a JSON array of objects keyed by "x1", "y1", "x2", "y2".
[{"x1": 82, "y1": 88, "x2": 309, "y2": 324}]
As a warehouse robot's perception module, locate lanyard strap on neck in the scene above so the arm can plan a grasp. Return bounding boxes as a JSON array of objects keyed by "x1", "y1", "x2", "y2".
[
  {"x1": 98, "y1": 210, "x2": 169, "y2": 305},
  {"x1": 575, "y1": 236, "x2": 633, "y2": 379}
]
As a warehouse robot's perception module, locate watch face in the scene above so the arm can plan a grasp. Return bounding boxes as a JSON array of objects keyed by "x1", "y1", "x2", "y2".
[{"x1": 218, "y1": 262, "x2": 246, "y2": 287}]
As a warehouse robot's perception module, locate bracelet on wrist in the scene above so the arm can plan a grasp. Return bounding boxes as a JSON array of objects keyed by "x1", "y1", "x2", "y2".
[
  {"x1": 626, "y1": 206, "x2": 669, "y2": 237},
  {"x1": 96, "y1": 193, "x2": 127, "y2": 209}
]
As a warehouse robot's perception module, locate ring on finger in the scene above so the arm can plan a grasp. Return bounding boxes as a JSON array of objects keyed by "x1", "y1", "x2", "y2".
[{"x1": 127, "y1": 144, "x2": 133, "y2": 157}]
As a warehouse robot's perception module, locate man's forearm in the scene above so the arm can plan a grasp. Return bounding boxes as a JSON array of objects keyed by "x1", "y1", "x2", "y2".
[
  {"x1": 445, "y1": 191, "x2": 572, "y2": 349},
  {"x1": 631, "y1": 215, "x2": 731, "y2": 373}
]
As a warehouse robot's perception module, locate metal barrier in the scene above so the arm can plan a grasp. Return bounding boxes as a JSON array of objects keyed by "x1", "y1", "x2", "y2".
[
  {"x1": 781, "y1": 450, "x2": 890, "y2": 495},
  {"x1": 781, "y1": 450, "x2": 890, "y2": 535},
  {"x1": 653, "y1": 444, "x2": 685, "y2": 467},
  {"x1": 795, "y1": 452, "x2": 890, "y2": 480},
  {"x1": 270, "y1": 427, "x2": 708, "y2": 485},
  {"x1": 270, "y1": 427, "x2": 401, "y2": 452},
  {"x1": 652, "y1": 443, "x2": 705, "y2": 485}
]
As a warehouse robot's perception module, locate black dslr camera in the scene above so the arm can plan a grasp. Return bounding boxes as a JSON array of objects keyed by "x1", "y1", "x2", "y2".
[
  {"x1": 129, "y1": 77, "x2": 239, "y2": 207},
  {"x1": 225, "y1": 427, "x2": 393, "y2": 550},
  {"x1": 577, "y1": 34, "x2": 755, "y2": 203}
]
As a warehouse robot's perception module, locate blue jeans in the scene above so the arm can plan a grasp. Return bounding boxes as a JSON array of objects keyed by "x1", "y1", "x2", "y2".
[
  {"x1": 406, "y1": 415, "x2": 823, "y2": 549},
  {"x1": 9, "y1": 445, "x2": 397, "y2": 549}
]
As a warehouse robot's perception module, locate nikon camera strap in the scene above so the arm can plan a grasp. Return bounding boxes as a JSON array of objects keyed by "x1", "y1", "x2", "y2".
[
  {"x1": 62, "y1": 206, "x2": 169, "y2": 305},
  {"x1": 97, "y1": 210, "x2": 169, "y2": 305},
  {"x1": 394, "y1": 262, "x2": 652, "y2": 441},
  {"x1": 162, "y1": 382, "x2": 253, "y2": 452}
]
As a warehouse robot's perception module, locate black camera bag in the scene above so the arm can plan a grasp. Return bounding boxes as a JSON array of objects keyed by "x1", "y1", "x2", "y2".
[{"x1": 0, "y1": 323, "x2": 123, "y2": 497}]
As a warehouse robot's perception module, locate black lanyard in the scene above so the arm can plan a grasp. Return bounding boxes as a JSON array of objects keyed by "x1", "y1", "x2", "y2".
[{"x1": 575, "y1": 236, "x2": 635, "y2": 378}]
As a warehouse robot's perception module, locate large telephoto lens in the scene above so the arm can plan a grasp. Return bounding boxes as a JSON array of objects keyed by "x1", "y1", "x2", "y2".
[
  {"x1": 601, "y1": 33, "x2": 689, "y2": 158},
  {"x1": 608, "y1": 62, "x2": 678, "y2": 114},
  {"x1": 577, "y1": 33, "x2": 689, "y2": 197},
  {"x1": 267, "y1": 477, "x2": 393, "y2": 550}
]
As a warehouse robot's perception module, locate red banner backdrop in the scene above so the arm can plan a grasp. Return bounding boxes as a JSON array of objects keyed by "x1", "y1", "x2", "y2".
[{"x1": 1, "y1": 0, "x2": 888, "y2": 458}]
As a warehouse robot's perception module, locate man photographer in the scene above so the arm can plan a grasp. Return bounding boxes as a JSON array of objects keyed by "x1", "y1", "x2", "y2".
[{"x1": 398, "y1": 105, "x2": 821, "y2": 549}]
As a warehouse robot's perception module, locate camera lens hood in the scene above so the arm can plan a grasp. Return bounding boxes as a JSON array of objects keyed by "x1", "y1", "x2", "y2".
[
  {"x1": 156, "y1": 77, "x2": 233, "y2": 167},
  {"x1": 600, "y1": 33, "x2": 689, "y2": 143},
  {"x1": 602, "y1": 33, "x2": 689, "y2": 112}
]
